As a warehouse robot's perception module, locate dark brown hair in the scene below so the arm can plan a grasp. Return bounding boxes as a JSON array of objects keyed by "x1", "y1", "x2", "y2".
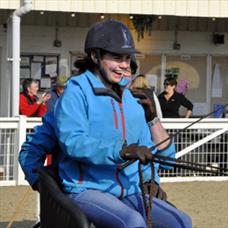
[{"x1": 164, "y1": 77, "x2": 177, "y2": 86}]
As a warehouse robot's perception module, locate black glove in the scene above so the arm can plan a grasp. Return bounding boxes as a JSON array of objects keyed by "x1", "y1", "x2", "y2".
[
  {"x1": 31, "y1": 180, "x2": 40, "y2": 192},
  {"x1": 131, "y1": 88, "x2": 157, "y2": 122},
  {"x1": 144, "y1": 180, "x2": 167, "y2": 201},
  {"x1": 121, "y1": 143, "x2": 152, "y2": 165}
]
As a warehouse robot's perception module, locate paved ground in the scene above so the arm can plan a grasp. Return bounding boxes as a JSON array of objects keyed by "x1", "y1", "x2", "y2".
[
  {"x1": 163, "y1": 181, "x2": 228, "y2": 228},
  {"x1": 0, "y1": 181, "x2": 228, "y2": 228}
]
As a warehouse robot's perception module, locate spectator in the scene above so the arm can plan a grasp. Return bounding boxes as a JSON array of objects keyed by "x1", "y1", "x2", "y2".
[
  {"x1": 176, "y1": 79, "x2": 189, "y2": 95},
  {"x1": 129, "y1": 65, "x2": 174, "y2": 198},
  {"x1": 130, "y1": 74, "x2": 163, "y2": 119},
  {"x1": 46, "y1": 75, "x2": 68, "y2": 112},
  {"x1": 19, "y1": 79, "x2": 50, "y2": 117},
  {"x1": 158, "y1": 77, "x2": 193, "y2": 118}
]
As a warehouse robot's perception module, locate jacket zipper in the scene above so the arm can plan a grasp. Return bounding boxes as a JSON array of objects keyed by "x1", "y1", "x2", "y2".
[
  {"x1": 111, "y1": 99, "x2": 124, "y2": 197},
  {"x1": 116, "y1": 101, "x2": 126, "y2": 199},
  {"x1": 118, "y1": 102, "x2": 126, "y2": 139},
  {"x1": 111, "y1": 99, "x2": 118, "y2": 129}
]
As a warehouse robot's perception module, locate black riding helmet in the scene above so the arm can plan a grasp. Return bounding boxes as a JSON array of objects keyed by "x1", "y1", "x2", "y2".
[{"x1": 84, "y1": 19, "x2": 139, "y2": 55}]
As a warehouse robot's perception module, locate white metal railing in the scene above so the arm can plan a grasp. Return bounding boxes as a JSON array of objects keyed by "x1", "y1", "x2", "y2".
[
  {"x1": 160, "y1": 118, "x2": 228, "y2": 182},
  {"x1": 0, "y1": 116, "x2": 42, "y2": 186},
  {"x1": 0, "y1": 116, "x2": 227, "y2": 186}
]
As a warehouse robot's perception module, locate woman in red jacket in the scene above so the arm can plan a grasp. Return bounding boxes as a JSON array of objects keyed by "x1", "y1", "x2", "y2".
[{"x1": 20, "y1": 79, "x2": 51, "y2": 117}]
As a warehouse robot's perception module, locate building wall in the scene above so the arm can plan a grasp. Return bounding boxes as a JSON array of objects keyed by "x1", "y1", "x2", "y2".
[
  {"x1": 0, "y1": 24, "x2": 227, "y2": 116},
  {"x1": 20, "y1": 25, "x2": 87, "y2": 74},
  {"x1": 20, "y1": 24, "x2": 228, "y2": 67}
]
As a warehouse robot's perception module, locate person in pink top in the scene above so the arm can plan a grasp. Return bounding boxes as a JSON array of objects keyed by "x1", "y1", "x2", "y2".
[{"x1": 176, "y1": 79, "x2": 189, "y2": 95}]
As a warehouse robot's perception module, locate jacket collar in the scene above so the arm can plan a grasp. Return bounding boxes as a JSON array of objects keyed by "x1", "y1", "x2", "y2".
[{"x1": 84, "y1": 70, "x2": 123, "y2": 102}]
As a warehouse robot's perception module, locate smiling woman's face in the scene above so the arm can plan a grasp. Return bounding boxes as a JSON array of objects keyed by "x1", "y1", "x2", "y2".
[
  {"x1": 99, "y1": 52, "x2": 131, "y2": 85},
  {"x1": 27, "y1": 81, "x2": 39, "y2": 96}
]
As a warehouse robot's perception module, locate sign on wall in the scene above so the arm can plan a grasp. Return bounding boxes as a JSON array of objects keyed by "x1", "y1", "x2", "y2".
[{"x1": 20, "y1": 54, "x2": 59, "y2": 91}]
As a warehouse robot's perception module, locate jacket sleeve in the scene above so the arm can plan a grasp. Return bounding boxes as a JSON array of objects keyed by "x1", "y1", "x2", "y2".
[
  {"x1": 138, "y1": 122, "x2": 163, "y2": 184},
  {"x1": 36, "y1": 103, "x2": 47, "y2": 117},
  {"x1": 153, "y1": 92, "x2": 163, "y2": 119},
  {"x1": 139, "y1": 121, "x2": 176, "y2": 184},
  {"x1": 19, "y1": 94, "x2": 41, "y2": 117},
  {"x1": 180, "y1": 94, "x2": 193, "y2": 111},
  {"x1": 54, "y1": 80, "x2": 124, "y2": 166},
  {"x1": 18, "y1": 112, "x2": 58, "y2": 186}
]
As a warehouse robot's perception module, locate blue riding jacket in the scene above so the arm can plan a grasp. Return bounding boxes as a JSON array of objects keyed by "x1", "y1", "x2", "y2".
[
  {"x1": 18, "y1": 111, "x2": 174, "y2": 190},
  {"x1": 54, "y1": 70, "x2": 175, "y2": 197}
]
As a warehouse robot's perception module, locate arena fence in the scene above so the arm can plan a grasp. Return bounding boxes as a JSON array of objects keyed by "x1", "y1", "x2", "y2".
[{"x1": 0, "y1": 115, "x2": 227, "y2": 186}]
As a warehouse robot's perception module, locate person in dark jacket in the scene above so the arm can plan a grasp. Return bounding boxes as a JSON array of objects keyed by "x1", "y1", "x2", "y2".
[
  {"x1": 158, "y1": 77, "x2": 193, "y2": 118},
  {"x1": 19, "y1": 112, "x2": 59, "y2": 190},
  {"x1": 46, "y1": 75, "x2": 68, "y2": 112},
  {"x1": 19, "y1": 79, "x2": 50, "y2": 117}
]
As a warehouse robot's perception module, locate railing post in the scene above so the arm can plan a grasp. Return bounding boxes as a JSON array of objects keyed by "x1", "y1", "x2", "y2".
[
  {"x1": 206, "y1": 54, "x2": 212, "y2": 112},
  {"x1": 160, "y1": 54, "x2": 166, "y2": 92},
  {"x1": 16, "y1": 115, "x2": 28, "y2": 185}
]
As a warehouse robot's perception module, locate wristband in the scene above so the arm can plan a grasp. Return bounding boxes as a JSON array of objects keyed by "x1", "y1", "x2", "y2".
[{"x1": 148, "y1": 117, "x2": 160, "y2": 127}]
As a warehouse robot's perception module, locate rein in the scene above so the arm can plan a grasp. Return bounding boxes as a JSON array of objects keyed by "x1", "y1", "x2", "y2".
[
  {"x1": 138, "y1": 160, "x2": 155, "y2": 228},
  {"x1": 120, "y1": 104, "x2": 228, "y2": 227},
  {"x1": 119, "y1": 103, "x2": 228, "y2": 171}
]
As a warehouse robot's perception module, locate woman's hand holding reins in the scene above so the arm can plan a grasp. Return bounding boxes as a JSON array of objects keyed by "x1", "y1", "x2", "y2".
[{"x1": 120, "y1": 143, "x2": 152, "y2": 165}]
